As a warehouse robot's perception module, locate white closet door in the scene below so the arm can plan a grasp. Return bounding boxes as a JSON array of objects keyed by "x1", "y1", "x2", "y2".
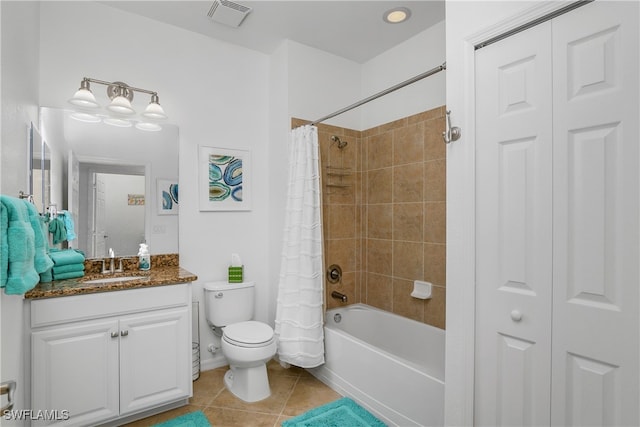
[
  {"x1": 551, "y1": 2, "x2": 639, "y2": 425},
  {"x1": 474, "y1": 22, "x2": 553, "y2": 426}
]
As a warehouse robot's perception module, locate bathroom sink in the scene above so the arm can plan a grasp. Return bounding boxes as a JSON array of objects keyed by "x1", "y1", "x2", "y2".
[{"x1": 83, "y1": 276, "x2": 144, "y2": 284}]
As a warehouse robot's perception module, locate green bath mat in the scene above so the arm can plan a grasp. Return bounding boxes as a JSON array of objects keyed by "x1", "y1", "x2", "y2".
[
  {"x1": 152, "y1": 410, "x2": 211, "y2": 427},
  {"x1": 282, "y1": 397, "x2": 386, "y2": 427}
]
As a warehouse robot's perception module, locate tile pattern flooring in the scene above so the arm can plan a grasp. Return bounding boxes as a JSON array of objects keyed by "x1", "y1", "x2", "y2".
[{"x1": 125, "y1": 360, "x2": 341, "y2": 426}]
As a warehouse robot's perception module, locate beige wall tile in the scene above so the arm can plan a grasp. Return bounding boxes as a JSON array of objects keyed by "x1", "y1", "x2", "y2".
[
  {"x1": 366, "y1": 238, "x2": 392, "y2": 276},
  {"x1": 365, "y1": 272, "x2": 393, "y2": 311},
  {"x1": 367, "y1": 167, "x2": 392, "y2": 204},
  {"x1": 319, "y1": 107, "x2": 447, "y2": 329},
  {"x1": 326, "y1": 238, "x2": 356, "y2": 272},
  {"x1": 394, "y1": 162, "x2": 424, "y2": 203},
  {"x1": 424, "y1": 243, "x2": 446, "y2": 286},
  {"x1": 393, "y1": 202, "x2": 424, "y2": 242},
  {"x1": 393, "y1": 241, "x2": 424, "y2": 280},
  {"x1": 327, "y1": 204, "x2": 355, "y2": 239},
  {"x1": 366, "y1": 131, "x2": 393, "y2": 170},
  {"x1": 367, "y1": 204, "x2": 392, "y2": 239},
  {"x1": 425, "y1": 117, "x2": 446, "y2": 161},
  {"x1": 393, "y1": 122, "x2": 424, "y2": 166},
  {"x1": 424, "y1": 159, "x2": 446, "y2": 202},
  {"x1": 424, "y1": 201, "x2": 446, "y2": 244}
]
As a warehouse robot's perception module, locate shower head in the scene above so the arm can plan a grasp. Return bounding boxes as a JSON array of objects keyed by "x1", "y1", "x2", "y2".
[{"x1": 331, "y1": 135, "x2": 348, "y2": 149}]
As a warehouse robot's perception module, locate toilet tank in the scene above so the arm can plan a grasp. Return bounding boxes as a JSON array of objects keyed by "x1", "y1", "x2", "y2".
[{"x1": 204, "y1": 281, "x2": 255, "y2": 327}]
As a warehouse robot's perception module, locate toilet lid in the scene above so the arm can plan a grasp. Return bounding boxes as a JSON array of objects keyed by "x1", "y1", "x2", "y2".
[{"x1": 223, "y1": 321, "x2": 274, "y2": 348}]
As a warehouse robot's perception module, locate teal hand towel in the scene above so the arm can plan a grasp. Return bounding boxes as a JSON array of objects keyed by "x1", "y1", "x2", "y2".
[
  {"x1": 52, "y1": 270, "x2": 84, "y2": 280},
  {"x1": 48, "y1": 218, "x2": 67, "y2": 244},
  {"x1": 52, "y1": 263, "x2": 84, "y2": 275},
  {"x1": 59, "y1": 211, "x2": 77, "y2": 241},
  {"x1": 26, "y1": 202, "x2": 53, "y2": 273},
  {"x1": 0, "y1": 195, "x2": 40, "y2": 294},
  {"x1": 49, "y1": 249, "x2": 85, "y2": 266},
  {"x1": 0, "y1": 203, "x2": 8, "y2": 287}
]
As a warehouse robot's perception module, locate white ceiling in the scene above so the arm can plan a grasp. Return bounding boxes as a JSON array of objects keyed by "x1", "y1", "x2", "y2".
[{"x1": 100, "y1": 1, "x2": 445, "y2": 63}]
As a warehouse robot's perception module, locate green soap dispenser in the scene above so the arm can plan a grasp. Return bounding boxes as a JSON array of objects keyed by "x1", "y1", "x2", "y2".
[{"x1": 138, "y1": 243, "x2": 150, "y2": 271}]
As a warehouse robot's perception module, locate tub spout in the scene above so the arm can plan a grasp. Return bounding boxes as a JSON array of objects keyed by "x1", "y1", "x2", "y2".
[{"x1": 331, "y1": 291, "x2": 348, "y2": 303}]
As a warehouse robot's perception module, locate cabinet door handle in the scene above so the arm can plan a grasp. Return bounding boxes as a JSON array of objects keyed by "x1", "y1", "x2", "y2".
[
  {"x1": 121, "y1": 330, "x2": 129, "y2": 337},
  {"x1": 110, "y1": 331, "x2": 119, "y2": 338}
]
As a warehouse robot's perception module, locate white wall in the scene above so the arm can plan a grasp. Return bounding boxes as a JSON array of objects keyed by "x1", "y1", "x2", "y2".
[
  {"x1": 286, "y1": 40, "x2": 362, "y2": 130},
  {"x1": 0, "y1": 1, "x2": 40, "y2": 417},
  {"x1": 444, "y1": 2, "x2": 543, "y2": 426},
  {"x1": 361, "y1": 20, "x2": 446, "y2": 130}
]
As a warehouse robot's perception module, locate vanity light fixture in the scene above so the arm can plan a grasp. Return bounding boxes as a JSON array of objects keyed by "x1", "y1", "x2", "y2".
[
  {"x1": 103, "y1": 117, "x2": 133, "y2": 128},
  {"x1": 383, "y1": 7, "x2": 411, "y2": 24},
  {"x1": 69, "y1": 112, "x2": 101, "y2": 124},
  {"x1": 68, "y1": 77, "x2": 168, "y2": 130}
]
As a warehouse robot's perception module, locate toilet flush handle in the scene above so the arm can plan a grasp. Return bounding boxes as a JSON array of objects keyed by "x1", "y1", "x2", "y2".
[{"x1": 215, "y1": 292, "x2": 223, "y2": 298}]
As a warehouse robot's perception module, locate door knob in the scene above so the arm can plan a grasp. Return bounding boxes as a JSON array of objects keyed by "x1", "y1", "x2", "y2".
[
  {"x1": 510, "y1": 310, "x2": 523, "y2": 322},
  {"x1": 121, "y1": 330, "x2": 129, "y2": 337}
]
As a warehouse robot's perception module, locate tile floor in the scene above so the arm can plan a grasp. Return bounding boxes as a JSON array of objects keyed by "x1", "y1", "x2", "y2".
[{"x1": 124, "y1": 360, "x2": 342, "y2": 426}]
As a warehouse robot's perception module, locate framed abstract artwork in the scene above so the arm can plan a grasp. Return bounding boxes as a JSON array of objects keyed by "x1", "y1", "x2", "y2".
[
  {"x1": 198, "y1": 146, "x2": 251, "y2": 211},
  {"x1": 157, "y1": 178, "x2": 178, "y2": 215}
]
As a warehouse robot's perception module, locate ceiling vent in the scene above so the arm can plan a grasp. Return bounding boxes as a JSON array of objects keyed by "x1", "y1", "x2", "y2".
[{"x1": 207, "y1": 0, "x2": 252, "y2": 28}]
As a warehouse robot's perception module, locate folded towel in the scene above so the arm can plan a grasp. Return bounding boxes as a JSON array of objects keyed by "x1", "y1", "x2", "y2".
[
  {"x1": 49, "y1": 249, "x2": 85, "y2": 266},
  {"x1": 48, "y1": 217, "x2": 67, "y2": 244},
  {"x1": 39, "y1": 268, "x2": 53, "y2": 283},
  {"x1": 0, "y1": 195, "x2": 41, "y2": 294},
  {"x1": 59, "y1": 211, "x2": 77, "y2": 241},
  {"x1": 52, "y1": 270, "x2": 84, "y2": 280},
  {"x1": 52, "y1": 263, "x2": 85, "y2": 275}
]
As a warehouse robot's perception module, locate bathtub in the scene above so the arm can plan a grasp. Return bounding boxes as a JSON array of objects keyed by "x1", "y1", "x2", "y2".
[{"x1": 309, "y1": 303, "x2": 445, "y2": 426}]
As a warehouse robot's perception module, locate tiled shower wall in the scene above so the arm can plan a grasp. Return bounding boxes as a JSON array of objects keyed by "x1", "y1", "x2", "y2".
[{"x1": 291, "y1": 106, "x2": 446, "y2": 329}]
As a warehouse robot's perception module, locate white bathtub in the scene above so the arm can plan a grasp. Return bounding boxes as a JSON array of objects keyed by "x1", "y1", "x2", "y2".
[{"x1": 309, "y1": 303, "x2": 445, "y2": 426}]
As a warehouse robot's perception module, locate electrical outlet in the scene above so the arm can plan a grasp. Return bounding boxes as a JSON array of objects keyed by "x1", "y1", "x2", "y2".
[{"x1": 152, "y1": 225, "x2": 166, "y2": 234}]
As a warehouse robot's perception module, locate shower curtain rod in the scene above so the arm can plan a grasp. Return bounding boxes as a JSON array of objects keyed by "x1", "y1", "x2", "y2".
[{"x1": 309, "y1": 61, "x2": 446, "y2": 126}]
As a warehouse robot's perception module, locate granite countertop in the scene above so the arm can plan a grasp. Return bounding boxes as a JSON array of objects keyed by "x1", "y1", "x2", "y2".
[{"x1": 25, "y1": 253, "x2": 197, "y2": 300}]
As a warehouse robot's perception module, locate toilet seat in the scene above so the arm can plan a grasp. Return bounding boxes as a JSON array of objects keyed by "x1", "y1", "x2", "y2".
[{"x1": 223, "y1": 321, "x2": 274, "y2": 348}]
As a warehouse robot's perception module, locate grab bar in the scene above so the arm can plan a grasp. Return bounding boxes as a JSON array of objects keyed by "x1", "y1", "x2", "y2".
[{"x1": 1, "y1": 380, "x2": 16, "y2": 412}]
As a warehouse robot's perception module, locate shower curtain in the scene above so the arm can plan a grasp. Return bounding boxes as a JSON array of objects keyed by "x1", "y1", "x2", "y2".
[{"x1": 274, "y1": 125, "x2": 325, "y2": 368}]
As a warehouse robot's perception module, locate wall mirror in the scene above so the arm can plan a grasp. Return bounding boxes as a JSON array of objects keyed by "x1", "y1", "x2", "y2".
[
  {"x1": 40, "y1": 107, "x2": 179, "y2": 258},
  {"x1": 29, "y1": 122, "x2": 50, "y2": 214}
]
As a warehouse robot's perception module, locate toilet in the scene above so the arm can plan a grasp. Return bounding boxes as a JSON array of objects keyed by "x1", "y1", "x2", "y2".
[{"x1": 203, "y1": 281, "x2": 276, "y2": 402}]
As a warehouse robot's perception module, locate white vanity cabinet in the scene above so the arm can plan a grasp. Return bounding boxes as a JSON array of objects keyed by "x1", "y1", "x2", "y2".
[{"x1": 30, "y1": 284, "x2": 192, "y2": 426}]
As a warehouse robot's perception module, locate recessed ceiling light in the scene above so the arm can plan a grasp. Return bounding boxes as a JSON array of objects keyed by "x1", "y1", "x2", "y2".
[{"x1": 383, "y1": 7, "x2": 411, "y2": 24}]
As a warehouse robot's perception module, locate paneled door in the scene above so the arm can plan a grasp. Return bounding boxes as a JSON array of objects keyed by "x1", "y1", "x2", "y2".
[
  {"x1": 550, "y1": 3, "x2": 639, "y2": 425},
  {"x1": 475, "y1": 2, "x2": 639, "y2": 425},
  {"x1": 474, "y1": 21, "x2": 553, "y2": 427}
]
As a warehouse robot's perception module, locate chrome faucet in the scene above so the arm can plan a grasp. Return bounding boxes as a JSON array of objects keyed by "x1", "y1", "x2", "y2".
[
  {"x1": 102, "y1": 248, "x2": 116, "y2": 274},
  {"x1": 331, "y1": 291, "x2": 348, "y2": 303}
]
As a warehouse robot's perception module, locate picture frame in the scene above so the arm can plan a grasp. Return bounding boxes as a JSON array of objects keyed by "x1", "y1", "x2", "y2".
[
  {"x1": 199, "y1": 146, "x2": 251, "y2": 211},
  {"x1": 157, "y1": 178, "x2": 178, "y2": 215},
  {"x1": 128, "y1": 194, "x2": 145, "y2": 206}
]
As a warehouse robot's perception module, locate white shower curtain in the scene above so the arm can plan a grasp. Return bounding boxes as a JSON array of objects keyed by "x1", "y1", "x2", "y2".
[{"x1": 274, "y1": 125, "x2": 325, "y2": 368}]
